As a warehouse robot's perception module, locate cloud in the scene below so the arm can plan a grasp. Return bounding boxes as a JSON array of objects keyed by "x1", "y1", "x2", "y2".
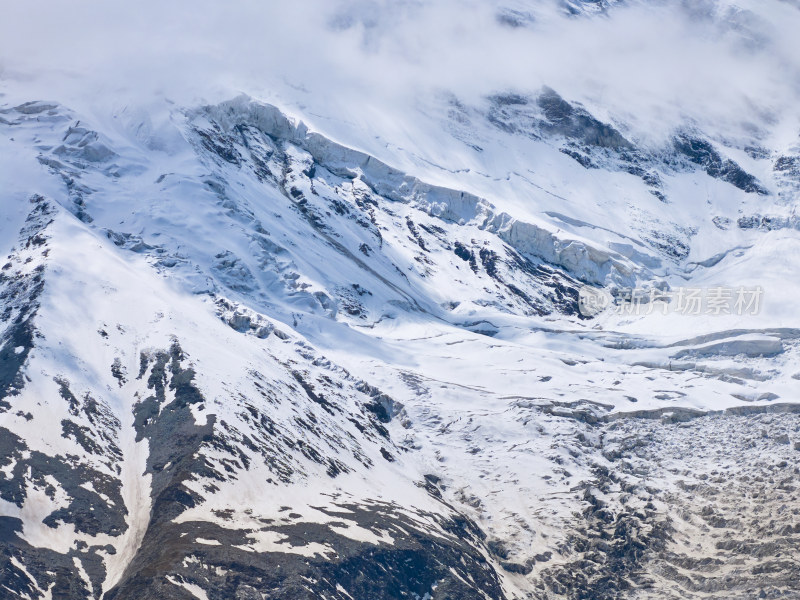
[{"x1": 2, "y1": 0, "x2": 799, "y2": 144}]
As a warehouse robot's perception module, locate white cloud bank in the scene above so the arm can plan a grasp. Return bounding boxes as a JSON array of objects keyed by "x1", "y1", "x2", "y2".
[{"x1": 1, "y1": 0, "x2": 799, "y2": 143}]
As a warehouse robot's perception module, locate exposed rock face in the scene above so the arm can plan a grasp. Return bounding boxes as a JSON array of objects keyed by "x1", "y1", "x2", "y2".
[
  {"x1": 673, "y1": 135, "x2": 768, "y2": 195},
  {"x1": 106, "y1": 500, "x2": 505, "y2": 600}
]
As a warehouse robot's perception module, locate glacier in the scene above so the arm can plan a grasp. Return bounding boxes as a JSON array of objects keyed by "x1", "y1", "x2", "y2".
[{"x1": 1, "y1": 1, "x2": 800, "y2": 598}]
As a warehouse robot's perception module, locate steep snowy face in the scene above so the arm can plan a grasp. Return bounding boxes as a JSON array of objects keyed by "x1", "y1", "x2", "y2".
[
  {"x1": 0, "y1": 102, "x2": 512, "y2": 599},
  {"x1": 2, "y1": 2, "x2": 800, "y2": 599}
]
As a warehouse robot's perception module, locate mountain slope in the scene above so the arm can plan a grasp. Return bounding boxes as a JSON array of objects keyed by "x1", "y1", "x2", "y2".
[{"x1": 2, "y1": 3, "x2": 800, "y2": 593}]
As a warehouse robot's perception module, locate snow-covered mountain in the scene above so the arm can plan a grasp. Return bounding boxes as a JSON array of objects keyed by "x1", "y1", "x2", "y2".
[{"x1": 2, "y1": 1, "x2": 800, "y2": 599}]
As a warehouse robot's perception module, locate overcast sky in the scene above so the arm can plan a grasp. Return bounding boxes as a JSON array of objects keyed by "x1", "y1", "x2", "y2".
[{"x1": 2, "y1": 0, "x2": 799, "y2": 144}]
